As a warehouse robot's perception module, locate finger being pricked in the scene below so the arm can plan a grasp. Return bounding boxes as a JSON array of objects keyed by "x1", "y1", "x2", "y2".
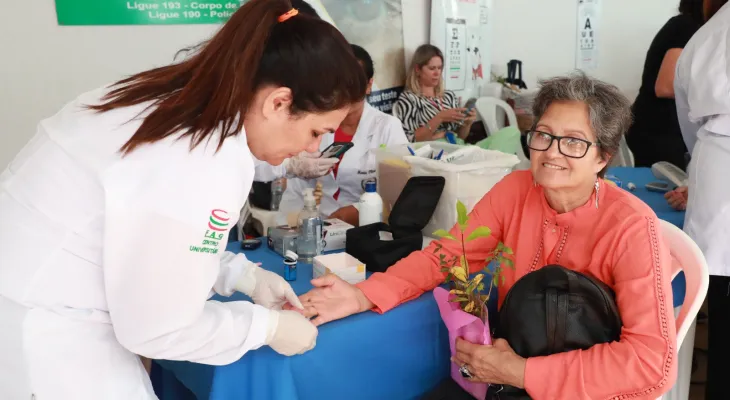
[
  {"x1": 298, "y1": 289, "x2": 324, "y2": 304},
  {"x1": 283, "y1": 302, "x2": 318, "y2": 318}
]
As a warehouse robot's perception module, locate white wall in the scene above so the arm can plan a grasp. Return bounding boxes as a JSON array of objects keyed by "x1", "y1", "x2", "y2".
[
  {"x1": 0, "y1": 0, "x2": 677, "y2": 168},
  {"x1": 416, "y1": 0, "x2": 677, "y2": 97},
  {"x1": 488, "y1": 0, "x2": 676, "y2": 97},
  {"x1": 0, "y1": 2, "x2": 219, "y2": 169}
]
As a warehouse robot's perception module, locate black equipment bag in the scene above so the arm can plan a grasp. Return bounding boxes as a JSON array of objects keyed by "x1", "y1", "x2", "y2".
[{"x1": 346, "y1": 176, "x2": 445, "y2": 273}]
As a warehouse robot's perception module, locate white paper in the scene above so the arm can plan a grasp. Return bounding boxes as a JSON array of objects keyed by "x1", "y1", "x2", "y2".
[
  {"x1": 445, "y1": 18, "x2": 468, "y2": 91},
  {"x1": 576, "y1": 0, "x2": 600, "y2": 70},
  {"x1": 431, "y1": 0, "x2": 492, "y2": 103}
]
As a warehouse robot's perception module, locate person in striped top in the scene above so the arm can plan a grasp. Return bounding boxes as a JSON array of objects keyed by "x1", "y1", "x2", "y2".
[{"x1": 393, "y1": 44, "x2": 476, "y2": 142}]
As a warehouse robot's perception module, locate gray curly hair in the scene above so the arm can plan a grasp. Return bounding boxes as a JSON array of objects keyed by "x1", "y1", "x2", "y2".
[{"x1": 532, "y1": 72, "x2": 632, "y2": 177}]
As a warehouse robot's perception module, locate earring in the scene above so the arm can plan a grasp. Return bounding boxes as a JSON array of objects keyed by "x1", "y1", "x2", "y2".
[{"x1": 594, "y1": 179, "x2": 600, "y2": 209}]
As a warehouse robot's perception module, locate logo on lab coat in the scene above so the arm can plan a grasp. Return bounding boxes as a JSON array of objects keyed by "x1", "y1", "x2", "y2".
[
  {"x1": 208, "y1": 209, "x2": 230, "y2": 231},
  {"x1": 190, "y1": 209, "x2": 229, "y2": 254}
]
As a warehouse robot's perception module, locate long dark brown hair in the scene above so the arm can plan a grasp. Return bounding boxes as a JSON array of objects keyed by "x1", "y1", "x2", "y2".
[
  {"x1": 704, "y1": 0, "x2": 729, "y2": 20},
  {"x1": 90, "y1": 0, "x2": 366, "y2": 155}
]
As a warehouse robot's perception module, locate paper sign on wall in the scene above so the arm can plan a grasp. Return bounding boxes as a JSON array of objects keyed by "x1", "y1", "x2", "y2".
[
  {"x1": 576, "y1": 0, "x2": 600, "y2": 70},
  {"x1": 445, "y1": 18, "x2": 467, "y2": 91},
  {"x1": 431, "y1": 0, "x2": 492, "y2": 104}
]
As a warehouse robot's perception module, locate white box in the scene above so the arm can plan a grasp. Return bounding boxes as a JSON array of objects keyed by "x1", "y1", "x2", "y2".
[
  {"x1": 313, "y1": 253, "x2": 366, "y2": 284},
  {"x1": 322, "y1": 218, "x2": 353, "y2": 252},
  {"x1": 374, "y1": 143, "x2": 518, "y2": 236}
]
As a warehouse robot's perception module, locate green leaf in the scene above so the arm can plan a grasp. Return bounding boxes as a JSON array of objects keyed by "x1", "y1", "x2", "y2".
[
  {"x1": 504, "y1": 246, "x2": 514, "y2": 255},
  {"x1": 477, "y1": 283, "x2": 484, "y2": 292},
  {"x1": 501, "y1": 275, "x2": 506, "y2": 285},
  {"x1": 453, "y1": 297, "x2": 470, "y2": 302},
  {"x1": 433, "y1": 229, "x2": 456, "y2": 240},
  {"x1": 504, "y1": 258, "x2": 515, "y2": 269},
  {"x1": 466, "y1": 226, "x2": 492, "y2": 242},
  {"x1": 460, "y1": 255, "x2": 469, "y2": 272},
  {"x1": 456, "y1": 201, "x2": 469, "y2": 229}
]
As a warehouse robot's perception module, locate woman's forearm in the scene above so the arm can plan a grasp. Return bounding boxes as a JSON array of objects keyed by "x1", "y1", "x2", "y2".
[
  {"x1": 457, "y1": 122, "x2": 473, "y2": 139},
  {"x1": 413, "y1": 116, "x2": 442, "y2": 142},
  {"x1": 413, "y1": 126, "x2": 435, "y2": 142}
]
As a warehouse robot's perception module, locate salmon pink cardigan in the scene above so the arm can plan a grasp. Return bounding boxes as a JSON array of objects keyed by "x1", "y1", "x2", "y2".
[{"x1": 356, "y1": 170, "x2": 677, "y2": 400}]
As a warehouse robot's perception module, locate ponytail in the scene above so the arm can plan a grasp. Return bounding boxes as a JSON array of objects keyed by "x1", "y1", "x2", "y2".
[{"x1": 90, "y1": 0, "x2": 366, "y2": 155}]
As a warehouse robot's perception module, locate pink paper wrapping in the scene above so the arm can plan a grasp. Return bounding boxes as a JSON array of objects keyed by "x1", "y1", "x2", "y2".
[{"x1": 433, "y1": 287, "x2": 492, "y2": 400}]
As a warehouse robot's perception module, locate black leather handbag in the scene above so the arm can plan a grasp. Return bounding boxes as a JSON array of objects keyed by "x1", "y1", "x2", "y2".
[
  {"x1": 424, "y1": 265, "x2": 622, "y2": 400},
  {"x1": 492, "y1": 265, "x2": 623, "y2": 399}
]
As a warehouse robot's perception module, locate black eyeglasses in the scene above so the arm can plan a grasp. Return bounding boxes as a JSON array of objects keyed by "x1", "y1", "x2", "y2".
[{"x1": 525, "y1": 130, "x2": 600, "y2": 159}]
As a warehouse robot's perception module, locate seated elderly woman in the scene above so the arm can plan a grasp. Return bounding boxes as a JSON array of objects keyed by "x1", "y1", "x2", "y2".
[{"x1": 295, "y1": 73, "x2": 677, "y2": 399}]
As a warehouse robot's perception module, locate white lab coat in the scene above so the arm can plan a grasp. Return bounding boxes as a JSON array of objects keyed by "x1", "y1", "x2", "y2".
[
  {"x1": 675, "y1": 2, "x2": 730, "y2": 276},
  {"x1": 0, "y1": 86, "x2": 272, "y2": 399},
  {"x1": 278, "y1": 103, "x2": 409, "y2": 218}
]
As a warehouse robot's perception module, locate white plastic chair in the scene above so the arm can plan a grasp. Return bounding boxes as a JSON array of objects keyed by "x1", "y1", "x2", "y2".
[
  {"x1": 248, "y1": 205, "x2": 279, "y2": 238},
  {"x1": 475, "y1": 96, "x2": 529, "y2": 170},
  {"x1": 610, "y1": 136, "x2": 635, "y2": 167},
  {"x1": 657, "y1": 220, "x2": 709, "y2": 400},
  {"x1": 475, "y1": 97, "x2": 517, "y2": 135}
]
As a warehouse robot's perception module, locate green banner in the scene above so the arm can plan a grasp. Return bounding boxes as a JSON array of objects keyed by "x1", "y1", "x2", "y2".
[{"x1": 55, "y1": 1, "x2": 243, "y2": 25}]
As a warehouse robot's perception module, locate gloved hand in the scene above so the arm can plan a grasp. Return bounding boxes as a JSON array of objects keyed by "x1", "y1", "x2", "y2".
[
  {"x1": 265, "y1": 309, "x2": 318, "y2": 356},
  {"x1": 235, "y1": 262, "x2": 304, "y2": 310},
  {"x1": 285, "y1": 151, "x2": 339, "y2": 179}
]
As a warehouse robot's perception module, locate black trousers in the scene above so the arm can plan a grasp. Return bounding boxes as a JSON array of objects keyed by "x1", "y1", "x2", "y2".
[
  {"x1": 422, "y1": 379, "x2": 530, "y2": 400},
  {"x1": 706, "y1": 275, "x2": 730, "y2": 399}
]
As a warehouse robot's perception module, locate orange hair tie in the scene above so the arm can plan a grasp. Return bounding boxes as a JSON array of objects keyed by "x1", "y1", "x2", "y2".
[{"x1": 278, "y1": 8, "x2": 299, "y2": 23}]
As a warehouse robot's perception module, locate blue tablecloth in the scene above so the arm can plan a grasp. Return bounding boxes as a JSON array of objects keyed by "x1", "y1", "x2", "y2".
[
  {"x1": 152, "y1": 167, "x2": 687, "y2": 400},
  {"x1": 154, "y1": 241, "x2": 450, "y2": 400}
]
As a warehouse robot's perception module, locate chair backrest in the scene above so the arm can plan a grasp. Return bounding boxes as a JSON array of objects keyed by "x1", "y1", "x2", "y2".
[
  {"x1": 610, "y1": 136, "x2": 635, "y2": 167},
  {"x1": 475, "y1": 97, "x2": 517, "y2": 135},
  {"x1": 659, "y1": 219, "x2": 709, "y2": 345}
]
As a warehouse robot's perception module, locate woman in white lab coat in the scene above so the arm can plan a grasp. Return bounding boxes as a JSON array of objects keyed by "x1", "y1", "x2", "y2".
[
  {"x1": 0, "y1": 1, "x2": 367, "y2": 399},
  {"x1": 674, "y1": 1, "x2": 730, "y2": 398},
  {"x1": 279, "y1": 45, "x2": 409, "y2": 226}
]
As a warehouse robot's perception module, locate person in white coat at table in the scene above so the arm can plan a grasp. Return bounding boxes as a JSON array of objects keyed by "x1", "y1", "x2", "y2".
[
  {"x1": 674, "y1": 0, "x2": 730, "y2": 398},
  {"x1": 278, "y1": 44, "x2": 409, "y2": 226},
  {"x1": 0, "y1": 1, "x2": 368, "y2": 399}
]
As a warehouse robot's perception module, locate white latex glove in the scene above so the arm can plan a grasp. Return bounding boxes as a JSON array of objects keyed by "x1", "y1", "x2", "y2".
[
  {"x1": 265, "y1": 310, "x2": 318, "y2": 356},
  {"x1": 235, "y1": 262, "x2": 304, "y2": 310},
  {"x1": 285, "y1": 151, "x2": 339, "y2": 179}
]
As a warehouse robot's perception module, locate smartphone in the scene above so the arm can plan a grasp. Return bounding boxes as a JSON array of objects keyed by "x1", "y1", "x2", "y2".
[
  {"x1": 463, "y1": 98, "x2": 477, "y2": 115},
  {"x1": 320, "y1": 142, "x2": 354, "y2": 158}
]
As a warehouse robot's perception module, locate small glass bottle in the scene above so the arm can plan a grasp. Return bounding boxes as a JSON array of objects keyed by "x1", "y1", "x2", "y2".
[
  {"x1": 284, "y1": 250, "x2": 298, "y2": 282},
  {"x1": 296, "y1": 188, "x2": 323, "y2": 263}
]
